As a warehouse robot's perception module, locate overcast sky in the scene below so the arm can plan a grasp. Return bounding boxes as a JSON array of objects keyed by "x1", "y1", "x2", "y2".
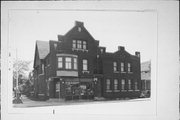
[{"x1": 9, "y1": 10, "x2": 156, "y2": 71}]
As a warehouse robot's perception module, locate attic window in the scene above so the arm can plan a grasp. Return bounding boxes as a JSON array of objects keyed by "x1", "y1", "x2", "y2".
[
  {"x1": 78, "y1": 27, "x2": 81, "y2": 32},
  {"x1": 100, "y1": 49, "x2": 104, "y2": 53}
]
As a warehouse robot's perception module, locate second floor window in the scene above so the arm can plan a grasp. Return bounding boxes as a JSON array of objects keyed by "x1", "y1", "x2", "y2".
[
  {"x1": 77, "y1": 40, "x2": 82, "y2": 49},
  {"x1": 128, "y1": 63, "x2": 131, "y2": 72},
  {"x1": 114, "y1": 79, "x2": 118, "y2": 90},
  {"x1": 65, "y1": 57, "x2": 72, "y2": 69},
  {"x1": 82, "y1": 41, "x2": 87, "y2": 50},
  {"x1": 121, "y1": 62, "x2": 125, "y2": 72},
  {"x1": 73, "y1": 58, "x2": 77, "y2": 70},
  {"x1": 83, "y1": 59, "x2": 88, "y2": 71},
  {"x1": 72, "y1": 40, "x2": 76, "y2": 48},
  {"x1": 58, "y1": 57, "x2": 63, "y2": 68},
  {"x1": 121, "y1": 79, "x2": 125, "y2": 90},
  {"x1": 113, "y1": 62, "x2": 118, "y2": 72}
]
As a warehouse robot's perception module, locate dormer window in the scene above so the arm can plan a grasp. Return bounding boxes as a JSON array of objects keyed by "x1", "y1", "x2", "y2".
[
  {"x1": 78, "y1": 27, "x2": 81, "y2": 32},
  {"x1": 54, "y1": 43, "x2": 57, "y2": 50}
]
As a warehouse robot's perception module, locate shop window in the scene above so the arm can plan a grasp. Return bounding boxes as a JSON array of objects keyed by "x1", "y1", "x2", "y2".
[
  {"x1": 83, "y1": 59, "x2": 88, "y2": 71},
  {"x1": 65, "y1": 57, "x2": 72, "y2": 69},
  {"x1": 113, "y1": 62, "x2": 118, "y2": 72},
  {"x1": 135, "y1": 81, "x2": 138, "y2": 90},
  {"x1": 73, "y1": 58, "x2": 77, "y2": 70},
  {"x1": 121, "y1": 79, "x2": 125, "y2": 90},
  {"x1": 121, "y1": 62, "x2": 125, "y2": 72},
  {"x1": 56, "y1": 81, "x2": 60, "y2": 92},
  {"x1": 114, "y1": 79, "x2": 118, "y2": 90},
  {"x1": 58, "y1": 57, "x2": 63, "y2": 68}
]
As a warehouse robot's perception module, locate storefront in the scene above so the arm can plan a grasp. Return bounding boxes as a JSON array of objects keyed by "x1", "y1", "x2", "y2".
[{"x1": 54, "y1": 77, "x2": 94, "y2": 100}]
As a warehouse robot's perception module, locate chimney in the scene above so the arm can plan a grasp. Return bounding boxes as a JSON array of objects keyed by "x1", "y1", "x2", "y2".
[
  {"x1": 118, "y1": 46, "x2": 125, "y2": 51},
  {"x1": 58, "y1": 35, "x2": 64, "y2": 41},
  {"x1": 135, "y1": 51, "x2": 140, "y2": 57},
  {"x1": 75, "y1": 21, "x2": 84, "y2": 27}
]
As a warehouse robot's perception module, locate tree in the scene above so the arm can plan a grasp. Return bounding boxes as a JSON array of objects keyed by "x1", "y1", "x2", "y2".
[{"x1": 13, "y1": 60, "x2": 31, "y2": 88}]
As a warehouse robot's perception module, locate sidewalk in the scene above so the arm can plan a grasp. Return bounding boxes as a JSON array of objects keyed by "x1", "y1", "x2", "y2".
[{"x1": 13, "y1": 95, "x2": 151, "y2": 108}]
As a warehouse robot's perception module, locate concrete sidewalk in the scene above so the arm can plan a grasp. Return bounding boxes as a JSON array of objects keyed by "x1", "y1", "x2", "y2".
[{"x1": 13, "y1": 95, "x2": 150, "y2": 108}]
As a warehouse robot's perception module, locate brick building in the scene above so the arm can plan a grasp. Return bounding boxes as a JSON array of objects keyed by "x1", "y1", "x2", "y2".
[
  {"x1": 33, "y1": 21, "x2": 141, "y2": 100},
  {"x1": 141, "y1": 61, "x2": 151, "y2": 91}
]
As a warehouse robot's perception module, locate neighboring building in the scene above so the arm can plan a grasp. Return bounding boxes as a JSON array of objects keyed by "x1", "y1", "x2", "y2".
[
  {"x1": 33, "y1": 21, "x2": 141, "y2": 100},
  {"x1": 141, "y1": 61, "x2": 151, "y2": 91}
]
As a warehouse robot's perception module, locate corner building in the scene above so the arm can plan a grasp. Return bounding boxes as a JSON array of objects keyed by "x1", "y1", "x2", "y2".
[{"x1": 33, "y1": 21, "x2": 141, "y2": 100}]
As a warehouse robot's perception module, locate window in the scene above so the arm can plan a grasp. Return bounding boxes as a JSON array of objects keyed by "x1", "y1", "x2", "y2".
[
  {"x1": 128, "y1": 79, "x2": 131, "y2": 90},
  {"x1": 121, "y1": 62, "x2": 125, "y2": 72},
  {"x1": 135, "y1": 82, "x2": 138, "y2": 90},
  {"x1": 113, "y1": 62, "x2": 118, "y2": 72},
  {"x1": 65, "y1": 57, "x2": 72, "y2": 69},
  {"x1": 54, "y1": 43, "x2": 57, "y2": 49},
  {"x1": 78, "y1": 27, "x2": 81, "y2": 32},
  {"x1": 121, "y1": 79, "x2": 125, "y2": 90},
  {"x1": 42, "y1": 64, "x2": 44, "y2": 74},
  {"x1": 83, "y1": 59, "x2": 88, "y2": 71},
  {"x1": 56, "y1": 81, "x2": 60, "y2": 92},
  {"x1": 100, "y1": 49, "x2": 104, "y2": 53},
  {"x1": 77, "y1": 40, "x2": 82, "y2": 49},
  {"x1": 72, "y1": 40, "x2": 76, "y2": 48},
  {"x1": 73, "y1": 58, "x2": 77, "y2": 70},
  {"x1": 82, "y1": 41, "x2": 87, "y2": 50},
  {"x1": 128, "y1": 63, "x2": 131, "y2": 72},
  {"x1": 114, "y1": 79, "x2": 118, "y2": 90},
  {"x1": 58, "y1": 57, "x2": 63, "y2": 68},
  {"x1": 106, "y1": 79, "x2": 111, "y2": 90}
]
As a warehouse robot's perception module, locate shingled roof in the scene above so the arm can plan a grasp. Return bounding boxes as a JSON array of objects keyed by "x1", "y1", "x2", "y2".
[{"x1": 36, "y1": 40, "x2": 49, "y2": 59}]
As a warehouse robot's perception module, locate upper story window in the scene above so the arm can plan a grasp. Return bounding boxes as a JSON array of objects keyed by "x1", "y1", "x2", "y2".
[
  {"x1": 121, "y1": 62, "x2": 125, "y2": 72},
  {"x1": 72, "y1": 40, "x2": 76, "y2": 48},
  {"x1": 106, "y1": 79, "x2": 111, "y2": 90},
  {"x1": 128, "y1": 79, "x2": 132, "y2": 90},
  {"x1": 65, "y1": 57, "x2": 72, "y2": 69},
  {"x1": 82, "y1": 41, "x2": 87, "y2": 50},
  {"x1": 121, "y1": 79, "x2": 125, "y2": 90},
  {"x1": 128, "y1": 63, "x2": 131, "y2": 72},
  {"x1": 58, "y1": 57, "x2": 63, "y2": 68},
  {"x1": 78, "y1": 27, "x2": 81, "y2": 32},
  {"x1": 77, "y1": 40, "x2": 82, "y2": 49},
  {"x1": 83, "y1": 59, "x2": 88, "y2": 71},
  {"x1": 113, "y1": 62, "x2": 118, "y2": 72},
  {"x1": 114, "y1": 79, "x2": 118, "y2": 90},
  {"x1": 100, "y1": 49, "x2": 104, "y2": 53},
  {"x1": 73, "y1": 58, "x2": 77, "y2": 70}
]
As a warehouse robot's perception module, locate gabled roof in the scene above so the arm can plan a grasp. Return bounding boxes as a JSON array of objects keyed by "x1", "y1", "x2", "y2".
[{"x1": 36, "y1": 40, "x2": 49, "y2": 59}]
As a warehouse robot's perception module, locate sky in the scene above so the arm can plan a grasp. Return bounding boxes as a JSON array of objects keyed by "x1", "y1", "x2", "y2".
[{"x1": 9, "y1": 10, "x2": 157, "y2": 71}]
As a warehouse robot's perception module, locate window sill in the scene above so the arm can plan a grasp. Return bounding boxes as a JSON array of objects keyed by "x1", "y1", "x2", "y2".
[
  {"x1": 128, "y1": 90, "x2": 133, "y2": 92},
  {"x1": 120, "y1": 72, "x2": 126, "y2": 73},
  {"x1": 113, "y1": 71, "x2": 119, "y2": 73},
  {"x1": 114, "y1": 90, "x2": 120, "y2": 92},
  {"x1": 82, "y1": 70, "x2": 90, "y2": 74},
  {"x1": 135, "y1": 90, "x2": 140, "y2": 91},
  {"x1": 121, "y1": 90, "x2": 127, "y2": 92},
  {"x1": 128, "y1": 72, "x2": 133, "y2": 74},
  {"x1": 72, "y1": 48, "x2": 88, "y2": 52},
  {"x1": 106, "y1": 90, "x2": 112, "y2": 92}
]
